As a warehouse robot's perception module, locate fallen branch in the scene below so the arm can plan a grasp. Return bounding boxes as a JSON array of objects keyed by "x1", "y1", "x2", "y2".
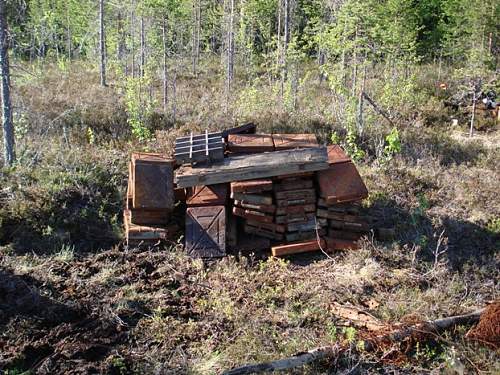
[
  {"x1": 222, "y1": 308, "x2": 485, "y2": 374},
  {"x1": 222, "y1": 346, "x2": 339, "y2": 375},
  {"x1": 362, "y1": 92, "x2": 395, "y2": 126}
]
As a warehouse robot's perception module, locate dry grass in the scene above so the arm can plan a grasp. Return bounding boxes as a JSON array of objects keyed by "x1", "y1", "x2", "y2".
[{"x1": 0, "y1": 60, "x2": 499, "y2": 374}]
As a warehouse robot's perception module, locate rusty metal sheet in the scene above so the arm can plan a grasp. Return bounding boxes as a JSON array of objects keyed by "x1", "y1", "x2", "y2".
[
  {"x1": 227, "y1": 134, "x2": 274, "y2": 153},
  {"x1": 272, "y1": 134, "x2": 318, "y2": 150},
  {"x1": 186, "y1": 206, "x2": 226, "y2": 258},
  {"x1": 317, "y1": 162, "x2": 368, "y2": 205},
  {"x1": 186, "y1": 184, "x2": 228, "y2": 206},
  {"x1": 327, "y1": 145, "x2": 350, "y2": 164},
  {"x1": 132, "y1": 153, "x2": 174, "y2": 210}
]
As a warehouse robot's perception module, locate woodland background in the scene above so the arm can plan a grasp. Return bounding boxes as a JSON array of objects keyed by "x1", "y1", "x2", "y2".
[{"x1": 0, "y1": 0, "x2": 498, "y2": 374}]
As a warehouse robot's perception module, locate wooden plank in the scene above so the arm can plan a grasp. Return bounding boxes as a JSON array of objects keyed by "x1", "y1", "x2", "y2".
[
  {"x1": 175, "y1": 147, "x2": 329, "y2": 188},
  {"x1": 285, "y1": 229, "x2": 325, "y2": 242},
  {"x1": 174, "y1": 187, "x2": 187, "y2": 201},
  {"x1": 130, "y1": 209, "x2": 170, "y2": 225},
  {"x1": 275, "y1": 188, "x2": 316, "y2": 201},
  {"x1": 327, "y1": 145, "x2": 350, "y2": 164},
  {"x1": 316, "y1": 209, "x2": 366, "y2": 222},
  {"x1": 271, "y1": 239, "x2": 325, "y2": 257},
  {"x1": 329, "y1": 220, "x2": 370, "y2": 232},
  {"x1": 234, "y1": 200, "x2": 276, "y2": 214},
  {"x1": 246, "y1": 220, "x2": 286, "y2": 234},
  {"x1": 325, "y1": 237, "x2": 360, "y2": 251},
  {"x1": 272, "y1": 134, "x2": 319, "y2": 150},
  {"x1": 317, "y1": 162, "x2": 368, "y2": 205},
  {"x1": 328, "y1": 229, "x2": 363, "y2": 241},
  {"x1": 274, "y1": 172, "x2": 314, "y2": 180},
  {"x1": 132, "y1": 153, "x2": 174, "y2": 210},
  {"x1": 274, "y1": 178, "x2": 314, "y2": 192},
  {"x1": 231, "y1": 180, "x2": 273, "y2": 194},
  {"x1": 287, "y1": 218, "x2": 318, "y2": 232},
  {"x1": 186, "y1": 206, "x2": 226, "y2": 258},
  {"x1": 227, "y1": 134, "x2": 274, "y2": 153},
  {"x1": 226, "y1": 212, "x2": 239, "y2": 248},
  {"x1": 186, "y1": 184, "x2": 228, "y2": 206},
  {"x1": 244, "y1": 224, "x2": 284, "y2": 240},
  {"x1": 275, "y1": 212, "x2": 315, "y2": 224},
  {"x1": 124, "y1": 210, "x2": 175, "y2": 244},
  {"x1": 276, "y1": 197, "x2": 316, "y2": 207},
  {"x1": 233, "y1": 206, "x2": 274, "y2": 223},
  {"x1": 230, "y1": 192, "x2": 273, "y2": 205},
  {"x1": 275, "y1": 204, "x2": 316, "y2": 216}
]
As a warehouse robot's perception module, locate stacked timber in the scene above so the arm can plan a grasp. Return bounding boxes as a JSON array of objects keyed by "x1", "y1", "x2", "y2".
[
  {"x1": 316, "y1": 146, "x2": 370, "y2": 251},
  {"x1": 124, "y1": 152, "x2": 176, "y2": 246}
]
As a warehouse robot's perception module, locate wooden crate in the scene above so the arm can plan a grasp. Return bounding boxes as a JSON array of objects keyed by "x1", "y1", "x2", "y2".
[
  {"x1": 131, "y1": 153, "x2": 174, "y2": 210},
  {"x1": 186, "y1": 184, "x2": 228, "y2": 207},
  {"x1": 124, "y1": 210, "x2": 175, "y2": 246},
  {"x1": 130, "y1": 209, "x2": 170, "y2": 225},
  {"x1": 185, "y1": 206, "x2": 226, "y2": 258}
]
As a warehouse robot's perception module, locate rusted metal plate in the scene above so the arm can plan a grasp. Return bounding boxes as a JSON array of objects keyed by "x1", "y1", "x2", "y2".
[
  {"x1": 275, "y1": 204, "x2": 316, "y2": 216},
  {"x1": 317, "y1": 162, "x2": 368, "y2": 205},
  {"x1": 232, "y1": 206, "x2": 274, "y2": 223},
  {"x1": 274, "y1": 178, "x2": 313, "y2": 192},
  {"x1": 231, "y1": 180, "x2": 273, "y2": 194},
  {"x1": 227, "y1": 134, "x2": 274, "y2": 153},
  {"x1": 327, "y1": 145, "x2": 350, "y2": 164},
  {"x1": 186, "y1": 184, "x2": 228, "y2": 206},
  {"x1": 132, "y1": 153, "x2": 174, "y2": 210},
  {"x1": 186, "y1": 206, "x2": 226, "y2": 258},
  {"x1": 234, "y1": 200, "x2": 276, "y2": 214},
  {"x1": 275, "y1": 188, "x2": 315, "y2": 201},
  {"x1": 272, "y1": 134, "x2": 318, "y2": 150}
]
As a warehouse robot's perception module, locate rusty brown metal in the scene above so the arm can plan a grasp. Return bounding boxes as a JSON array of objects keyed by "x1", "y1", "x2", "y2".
[
  {"x1": 327, "y1": 145, "x2": 350, "y2": 164},
  {"x1": 186, "y1": 206, "x2": 226, "y2": 258},
  {"x1": 272, "y1": 134, "x2": 318, "y2": 150},
  {"x1": 317, "y1": 162, "x2": 368, "y2": 205}
]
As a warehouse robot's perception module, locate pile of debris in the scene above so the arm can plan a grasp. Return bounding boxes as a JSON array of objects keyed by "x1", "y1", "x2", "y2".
[{"x1": 124, "y1": 124, "x2": 390, "y2": 258}]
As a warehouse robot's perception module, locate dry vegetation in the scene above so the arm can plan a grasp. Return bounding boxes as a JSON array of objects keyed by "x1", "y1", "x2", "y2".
[{"x1": 0, "y1": 62, "x2": 499, "y2": 374}]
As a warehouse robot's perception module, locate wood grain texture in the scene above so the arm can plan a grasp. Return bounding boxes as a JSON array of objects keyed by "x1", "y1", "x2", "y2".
[
  {"x1": 186, "y1": 184, "x2": 228, "y2": 206},
  {"x1": 271, "y1": 239, "x2": 325, "y2": 256},
  {"x1": 227, "y1": 133, "x2": 274, "y2": 153},
  {"x1": 317, "y1": 161, "x2": 368, "y2": 205},
  {"x1": 186, "y1": 206, "x2": 226, "y2": 258},
  {"x1": 175, "y1": 147, "x2": 329, "y2": 188},
  {"x1": 272, "y1": 133, "x2": 319, "y2": 150},
  {"x1": 230, "y1": 179, "x2": 273, "y2": 194}
]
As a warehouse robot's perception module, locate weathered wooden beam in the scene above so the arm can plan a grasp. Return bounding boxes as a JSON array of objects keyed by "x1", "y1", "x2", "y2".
[{"x1": 175, "y1": 147, "x2": 329, "y2": 188}]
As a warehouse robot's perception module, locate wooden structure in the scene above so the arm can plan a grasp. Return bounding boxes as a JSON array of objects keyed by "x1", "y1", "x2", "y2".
[{"x1": 174, "y1": 131, "x2": 224, "y2": 165}]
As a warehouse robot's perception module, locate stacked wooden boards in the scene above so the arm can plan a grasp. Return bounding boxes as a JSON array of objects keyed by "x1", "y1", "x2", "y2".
[
  {"x1": 124, "y1": 153, "x2": 177, "y2": 246},
  {"x1": 226, "y1": 133, "x2": 319, "y2": 154}
]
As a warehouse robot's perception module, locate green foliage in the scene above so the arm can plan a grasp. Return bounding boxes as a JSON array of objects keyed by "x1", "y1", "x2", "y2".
[
  {"x1": 384, "y1": 127, "x2": 401, "y2": 159},
  {"x1": 486, "y1": 218, "x2": 500, "y2": 235},
  {"x1": 124, "y1": 77, "x2": 154, "y2": 141}
]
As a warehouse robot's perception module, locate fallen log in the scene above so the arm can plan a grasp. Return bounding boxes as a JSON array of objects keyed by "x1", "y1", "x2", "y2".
[
  {"x1": 222, "y1": 346, "x2": 338, "y2": 375},
  {"x1": 222, "y1": 308, "x2": 485, "y2": 375}
]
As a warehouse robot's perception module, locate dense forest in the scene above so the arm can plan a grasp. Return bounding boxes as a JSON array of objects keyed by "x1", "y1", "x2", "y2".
[{"x1": 0, "y1": 0, "x2": 498, "y2": 374}]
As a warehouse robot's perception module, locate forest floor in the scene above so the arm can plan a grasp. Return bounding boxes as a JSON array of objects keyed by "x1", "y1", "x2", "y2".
[{"x1": 0, "y1": 63, "x2": 499, "y2": 374}]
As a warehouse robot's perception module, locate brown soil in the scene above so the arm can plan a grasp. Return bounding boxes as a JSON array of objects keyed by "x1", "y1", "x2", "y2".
[{"x1": 466, "y1": 301, "x2": 500, "y2": 349}]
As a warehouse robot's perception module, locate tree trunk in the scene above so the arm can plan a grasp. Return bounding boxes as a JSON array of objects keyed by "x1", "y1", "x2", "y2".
[
  {"x1": 131, "y1": 9, "x2": 135, "y2": 78},
  {"x1": 99, "y1": 0, "x2": 106, "y2": 86},
  {"x1": 162, "y1": 17, "x2": 168, "y2": 112},
  {"x1": 0, "y1": 0, "x2": 14, "y2": 165},
  {"x1": 140, "y1": 16, "x2": 145, "y2": 77},
  {"x1": 192, "y1": 0, "x2": 201, "y2": 75}
]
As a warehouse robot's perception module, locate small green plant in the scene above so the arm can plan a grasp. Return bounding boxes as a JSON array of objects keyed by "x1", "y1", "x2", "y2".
[
  {"x1": 110, "y1": 356, "x2": 128, "y2": 375},
  {"x1": 486, "y1": 217, "x2": 500, "y2": 235},
  {"x1": 326, "y1": 322, "x2": 338, "y2": 342},
  {"x1": 87, "y1": 127, "x2": 95, "y2": 145},
  {"x1": 330, "y1": 131, "x2": 341, "y2": 145},
  {"x1": 384, "y1": 127, "x2": 401, "y2": 159},
  {"x1": 124, "y1": 77, "x2": 154, "y2": 141},
  {"x1": 342, "y1": 326, "x2": 357, "y2": 344}
]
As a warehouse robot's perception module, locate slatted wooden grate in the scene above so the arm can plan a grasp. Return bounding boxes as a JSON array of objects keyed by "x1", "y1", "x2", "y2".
[{"x1": 175, "y1": 130, "x2": 224, "y2": 165}]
